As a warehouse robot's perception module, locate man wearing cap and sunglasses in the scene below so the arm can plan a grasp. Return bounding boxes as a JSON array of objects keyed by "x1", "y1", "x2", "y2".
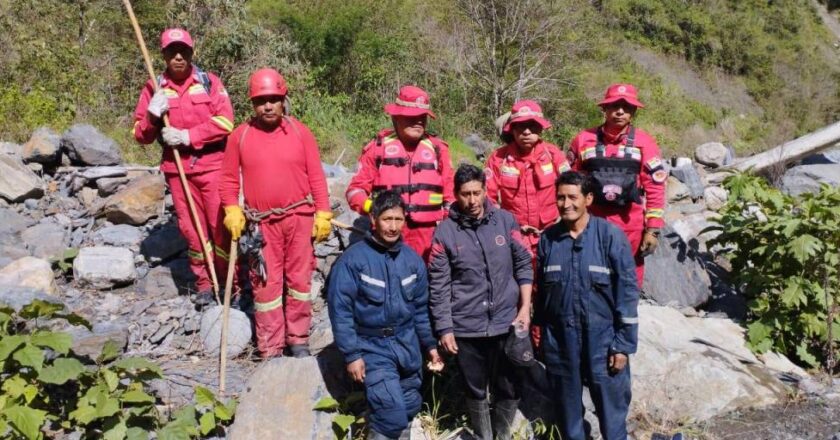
[
  {"x1": 131, "y1": 28, "x2": 236, "y2": 307},
  {"x1": 568, "y1": 84, "x2": 667, "y2": 286},
  {"x1": 345, "y1": 85, "x2": 455, "y2": 262},
  {"x1": 219, "y1": 68, "x2": 331, "y2": 359}
]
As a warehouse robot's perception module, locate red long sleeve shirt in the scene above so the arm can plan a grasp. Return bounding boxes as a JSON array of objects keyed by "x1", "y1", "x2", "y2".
[
  {"x1": 569, "y1": 125, "x2": 666, "y2": 229},
  {"x1": 219, "y1": 117, "x2": 330, "y2": 216},
  {"x1": 132, "y1": 67, "x2": 234, "y2": 175}
]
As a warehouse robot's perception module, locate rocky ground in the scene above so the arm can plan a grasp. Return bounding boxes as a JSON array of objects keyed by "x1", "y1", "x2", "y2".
[{"x1": 1, "y1": 125, "x2": 839, "y2": 439}]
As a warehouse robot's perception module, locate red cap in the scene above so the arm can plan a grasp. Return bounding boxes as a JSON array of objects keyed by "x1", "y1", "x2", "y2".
[
  {"x1": 598, "y1": 83, "x2": 644, "y2": 108},
  {"x1": 160, "y1": 28, "x2": 194, "y2": 50},
  {"x1": 503, "y1": 100, "x2": 551, "y2": 133},
  {"x1": 384, "y1": 85, "x2": 436, "y2": 119},
  {"x1": 249, "y1": 68, "x2": 288, "y2": 98}
]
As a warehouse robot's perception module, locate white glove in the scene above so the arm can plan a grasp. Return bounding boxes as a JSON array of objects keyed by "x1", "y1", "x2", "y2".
[
  {"x1": 147, "y1": 90, "x2": 169, "y2": 118},
  {"x1": 162, "y1": 127, "x2": 190, "y2": 147}
]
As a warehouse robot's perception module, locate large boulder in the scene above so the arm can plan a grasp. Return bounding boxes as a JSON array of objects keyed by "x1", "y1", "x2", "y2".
[
  {"x1": 199, "y1": 305, "x2": 252, "y2": 359},
  {"x1": 229, "y1": 357, "x2": 337, "y2": 439},
  {"x1": 632, "y1": 304, "x2": 789, "y2": 422},
  {"x1": 60, "y1": 124, "x2": 122, "y2": 166},
  {"x1": 91, "y1": 224, "x2": 143, "y2": 249},
  {"x1": 669, "y1": 164, "x2": 705, "y2": 199},
  {"x1": 0, "y1": 207, "x2": 34, "y2": 236},
  {"x1": 101, "y1": 173, "x2": 164, "y2": 225},
  {"x1": 781, "y1": 164, "x2": 840, "y2": 196},
  {"x1": 0, "y1": 256, "x2": 57, "y2": 294},
  {"x1": 21, "y1": 222, "x2": 68, "y2": 260},
  {"x1": 694, "y1": 142, "x2": 730, "y2": 168},
  {"x1": 22, "y1": 127, "x2": 61, "y2": 164},
  {"x1": 0, "y1": 245, "x2": 31, "y2": 270},
  {"x1": 642, "y1": 226, "x2": 712, "y2": 308},
  {"x1": 0, "y1": 142, "x2": 21, "y2": 157},
  {"x1": 665, "y1": 176, "x2": 690, "y2": 202},
  {"x1": 0, "y1": 154, "x2": 44, "y2": 202},
  {"x1": 73, "y1": 246, "x2": 136, "y2": 289}
]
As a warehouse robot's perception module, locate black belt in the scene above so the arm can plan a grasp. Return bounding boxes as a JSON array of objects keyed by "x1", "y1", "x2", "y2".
[
  {"x1": 372, "y1": 183, "x2": 444, "y2": 194},
  {"x1": 356, "y1": 321, "x2": 413, "y2": 337}
]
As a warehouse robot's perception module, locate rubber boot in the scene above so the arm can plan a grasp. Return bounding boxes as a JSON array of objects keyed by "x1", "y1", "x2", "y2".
[
  {"x1": 367, "y1": 429, "x2": 398, "y2": 440},
  {"x1": 466, "y1": 398, "x2": 493, "y2": 440},
  {"x1": 491, "y1": 399, "x2": 519, "y2": 440},
  {"x1": 288, "y1": 344, "x2": 311, "y2": 358}
]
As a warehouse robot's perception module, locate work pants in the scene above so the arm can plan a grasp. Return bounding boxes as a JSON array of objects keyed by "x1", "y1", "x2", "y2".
[
  {"x1": 251, "y1": 214, "x2": 314, "y2": 357},
  {"x1": 454, "y1": 335, "x2": 518, "y2": 401},
  {"x1": 542, "y1": 323, "x2": 631, "y2": 440},
  {"x1": 166, "y1": 170, "x2": 232, "y2": 293}
]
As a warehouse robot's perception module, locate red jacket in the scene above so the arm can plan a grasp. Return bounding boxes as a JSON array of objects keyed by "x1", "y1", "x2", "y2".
[
  {"x1": 132, "y1": 67, "x2": 234, "y2": 175},
  {"x1": 569, "y1": 125, "x2": 665, "y2": 229},
  {"x1": 485, "y1": 141, "x2": 569, "y2": 230},
  {"x1": 346, "y1": 129, "x2": 455, "y2": 223},
  {"x1": 219, "y1": 117, "x2": 330, "y2": 217}
]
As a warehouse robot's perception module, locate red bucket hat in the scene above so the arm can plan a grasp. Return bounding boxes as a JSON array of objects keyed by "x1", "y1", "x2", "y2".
[
  {"x1": 503, "y1": 100, "x2": 551, "y2": 133},
  {"x1": 384, "y1": 85, "x2": 436, "y2": 119},
  {"x1": 598, "y1": 83, "x2": 645, "y2": 108},
  {"x1": 160, "y1": 28, "x2": 194, "y2": 50}
]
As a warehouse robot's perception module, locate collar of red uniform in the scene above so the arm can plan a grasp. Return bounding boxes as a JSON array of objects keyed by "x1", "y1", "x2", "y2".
[
  {"x1": 160, "y1": 66, "x2": 197, "y2": 90},
  {"x1": 505, "y1": 140, "x2": 546, "y2": 163},
  {"x1": 600, "y1": 124, "x2": 631, "y2": 144}
]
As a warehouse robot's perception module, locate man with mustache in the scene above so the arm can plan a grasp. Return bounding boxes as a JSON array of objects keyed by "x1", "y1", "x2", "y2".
[
  {"x1": 218, "y1": 68, "x2": 331, "y2": 359},
  {"x1": 131, "y1": 28, "x2": 235, "y2": 307},
  {"x1": 345, "y1": 86, "x2": 455, "y2": 262},
  {"x1": 328, "y1": 190, "x2": 443, "y2": 440},
  {"x1": 535, "y1": 171, "x2": 639, "y2": 440},
  {"x1": 568, "y1": 84, "x2": 666, "y2": 286}
]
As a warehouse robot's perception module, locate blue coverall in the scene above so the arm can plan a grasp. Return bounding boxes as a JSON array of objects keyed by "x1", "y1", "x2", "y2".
[
  {"x1": 535, "y1": 216, "x2": 640, "y2": 440},
  {"x1": 328, "y1": 236, "x2": 437, "y2": 438}
]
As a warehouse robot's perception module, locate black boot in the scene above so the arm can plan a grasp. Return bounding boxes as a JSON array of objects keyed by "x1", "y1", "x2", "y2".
[
  {"x1": 287, "y1": 344, "x2": 311, "y2": 358},
  {"x1": 193, "y1": 290, "x2": 214, "y2": 308},
  {"x1": 466, "y1": 398, "x2": 493, "y2": 440},
  {"x1": 491, "y1": 399, "x2": 518, "y2": 440}
]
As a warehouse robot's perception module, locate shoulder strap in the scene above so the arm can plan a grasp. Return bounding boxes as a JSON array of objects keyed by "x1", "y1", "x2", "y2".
[
  {"x1": 192, "y1": 64, "x2": 212, "y2": 94},
  {"x1": 595, "y1": 128, "x2": 606, "y2": 158}
]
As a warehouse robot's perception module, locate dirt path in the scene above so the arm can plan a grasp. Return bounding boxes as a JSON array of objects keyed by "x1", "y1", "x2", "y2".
[
  {"x1": 813, "y1": 0, "x2": 840, "y2": 41},
  {"x1": 695, "y1": 398, "x2": 840, "y2": 439}
]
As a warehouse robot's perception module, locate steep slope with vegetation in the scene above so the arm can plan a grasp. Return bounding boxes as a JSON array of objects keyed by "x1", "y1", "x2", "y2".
[{"x1": 0, "y1": 0, "x2": 838, "y2": 163}]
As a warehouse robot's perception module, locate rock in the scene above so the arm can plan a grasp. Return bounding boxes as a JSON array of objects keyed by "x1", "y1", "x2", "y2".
[
  {"x1": 0, "y1": 285, "x2": 62, "y2": 311},
  {"x1": 60, "y1": 124, "x2": 122, "y2": 166},
  {"x1": 77, "y1": 187, "x2": 99, "y2": 209},
  {"x1": 669, "y1": 164, "x2": 704, "y2": 198},
  {"x1": 138, "y1": 266, "x2": 181, "y2": 298},
  {"x1": 101, "y1": 174, "x2": 164, "y2": 225},
  {"x1": 229, "y1": 357, "x2": 337, "y2": 439},
  {"x1": 642, "y1": 225, "x2": 712, "y2": 308},
  {"x1": 758, "y1": 352, "x2": 808, "y2": 378},
  {"x1": 695, "y1": 142, "x2": 729, "y2": 168},
  {"x1": 0, "y1": 256, "x2": 57, "y2": 294},
  {"x1": 0, "y1": 207, "x2": 34, "y2": 236},
  {"x1": 0, "y1": 142, "x2": 21, "y2": 156},
  {"x1": 96, "y1": 177, "x2": 129, "y2": 196},
  {"x1": 670, "y1": 211, "x2": 719, "y2": 251},
  {"x1": 673, "y1": 157, "x2": 692, "y2": 168},
  {"x1": 68, "y1": 321, "x2": 128, "y2": 360},
  {"x1": 800, "y1": 148, "x2": 840, "y2": 165},
  {"x1": 465, "y1": 133, "x2": 494, "y2": 160},
  {"x1": 632, "y1": 304, "x2": 788, "y2": 423},
  {"x1": 27, "y1": 162, "x2": 43, "y2": 174},
  {"x1": 199, "y1": 305, "x2": 252, "y2": 358},
  {"x1": 149, "y1": 323, "x2": 175, "y2": 344},
  {"x1": 0, "y1": 154, "x2": 44, "y2": 202},
  {"x1": 81, "y1": 166, "x2": 127, "y2": 180},
  {"x1": 141, "y1": 222, "x2": 187, "y2": 263},
  {"x1": 22, "y1": 127, "x2": 61, "y2": 164},
  {"x1": 0, "y1": 245, "x2": 31, "y2": 269},
  {"x1": 704, "y1": 186, "x2": 729, "y2": 211},
  {"x1": 92, "y1": 224, "x2": 143, "y2": 249},
  {"x1": 21, "y1": 222, "x2": 68, "y2": 260},
  {"x1": 73, "y1": 246, "x2": 136, "y2": 289},
  {"x1": 666, "y1": 176, "x2": 690, "y2": 202},
  {"x1": 781, "y1": 164, "x2": 840, "y2": 196}
]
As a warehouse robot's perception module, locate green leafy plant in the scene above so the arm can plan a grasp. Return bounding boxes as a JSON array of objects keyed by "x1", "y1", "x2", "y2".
[
  {"x1": 0, "y1": 299, "x2": 237, "y2": 439},
  {"x1": 313, "y1": 392, "x2": 366, "y2": 439},
  {"x1": 707, "y1": 173, "x2": 840, "y2": 369},
  {"x1": 51, "y1": 248, "x2": 79, "y2": 274}
]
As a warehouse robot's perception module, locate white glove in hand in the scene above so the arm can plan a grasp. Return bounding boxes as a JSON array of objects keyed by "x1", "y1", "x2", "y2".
[
  {"x1": 147, "y1": 90, "x2": 169, "y2": 118},
  {"x1": 162, "y1": 127, "x2": 190, "y2": 147}
]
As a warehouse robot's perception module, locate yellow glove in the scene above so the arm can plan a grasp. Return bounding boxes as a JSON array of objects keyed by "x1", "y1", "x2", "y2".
[
  {"x1": 363, "y1": 198, "x2": 373, "y2": 214},
  {"x1": 223, "y1": 205, "x2": 246, "y2": 240},
  {"x1": 312, "y1": 210, "x2": 334, "y2": 243}
]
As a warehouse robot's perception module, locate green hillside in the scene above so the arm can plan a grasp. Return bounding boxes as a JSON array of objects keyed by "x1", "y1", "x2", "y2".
[{"x1": 0, "y1": 0, "x2": 838, "y2": 164}]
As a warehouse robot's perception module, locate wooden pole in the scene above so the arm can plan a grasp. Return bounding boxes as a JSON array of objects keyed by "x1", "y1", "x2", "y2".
[
  {"x1": 219, "y1": 239, "x2": 238, "y2": 395},
  {"x1": 122, "y1": 0, "x2": 220, "y2": 302}
]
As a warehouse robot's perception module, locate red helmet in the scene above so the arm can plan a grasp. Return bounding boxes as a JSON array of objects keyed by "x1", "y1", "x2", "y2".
[{"x1": 249, "y1": 68, "x2": 288, "y2": 99}]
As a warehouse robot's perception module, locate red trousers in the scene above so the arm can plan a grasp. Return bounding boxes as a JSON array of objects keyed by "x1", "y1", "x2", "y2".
[
  {"x1": 251, "y1": 214, "x2": 315, "y2": 357},
  {"x1": 166, "y1": 170, "x2": 232, "y2": 293},
  {"x1": 401, "y1": 222, "x2": 436, "y2": 262}
]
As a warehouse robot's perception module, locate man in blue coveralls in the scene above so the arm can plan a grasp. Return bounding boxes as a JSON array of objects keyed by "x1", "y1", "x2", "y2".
[
  {"x1": 535, "y1": 171, "x2": 640, "y2": 440},
  {"x1": 328, "y1": 189, "x2": 444, "y2": 440}
]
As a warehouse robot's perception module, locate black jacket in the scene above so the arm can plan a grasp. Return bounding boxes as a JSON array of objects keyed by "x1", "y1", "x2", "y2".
[{"x1": 428, "y1": 201, "x2": 533, "y2": 338}]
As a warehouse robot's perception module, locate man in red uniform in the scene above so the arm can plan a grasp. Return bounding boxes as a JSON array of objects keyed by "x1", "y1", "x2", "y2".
[
  {"x1": 568, "y1": 84, "x2": 666, "y2": 285},
  {"x1": 345, "y1": 85, "x2": 455, "y2": 262},
  {"x1": 485, "y1": 100, "x2": 570, "y2": 257},
  {"x1": 219, "y1": 68, "x2": 332, "y2": 358},
  {"x1": 132, "y1": 28, "x2": 235, "y2": 306}
]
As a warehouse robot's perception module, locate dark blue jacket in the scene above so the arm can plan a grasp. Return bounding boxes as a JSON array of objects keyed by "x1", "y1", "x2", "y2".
[
  {"x1": 535, "y1": 216, "x2": 639, "y2": 354},
  {"x1": 428, "y1": 201, "x2": 533, "y2": 338},
  {"x1": 327, "y1": 236, "x2": 437, "y2": 365}
]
